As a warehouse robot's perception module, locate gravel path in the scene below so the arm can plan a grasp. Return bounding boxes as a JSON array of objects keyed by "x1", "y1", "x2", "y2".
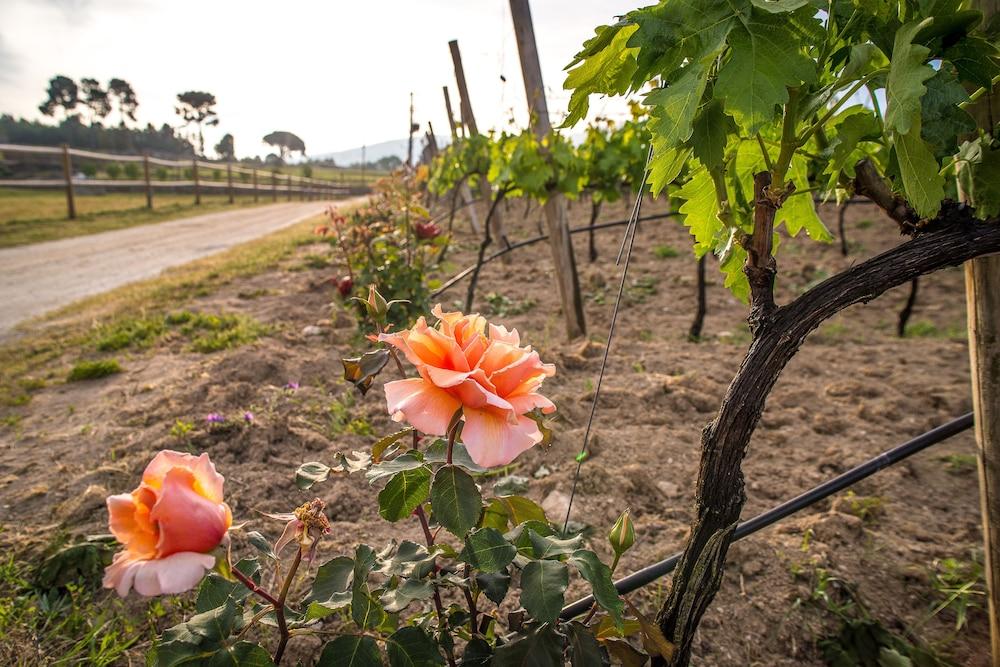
[{"x1": 0, "y1": 199, "x2": 366, "y2": 336}]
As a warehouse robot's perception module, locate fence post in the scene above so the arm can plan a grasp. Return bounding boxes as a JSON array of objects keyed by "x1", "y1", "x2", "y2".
[
  {"x1": 253, "y1": 169, "x2": 258, "y2": 203},
  {"x1": 449, "y1": 39, "x2": 506, "y2": 256},
  {"x1": 272, "y1": 172, "x2": 277, "y2": 202},
  {"x1": 226, "y1": 163, "x2": 234, "y2": 204},
  {"x1": 142, "y1": 152, "x2": 153, "y2": 209},
  {"x1": 60, "y1": 144, "x2": 76, "y2": 220},
  {"x1": 509, "y1": 0, "x2": 586, "y2": 339},
  {"x1": 287, "y1": 175, "x2": 292, "y2": 202},
  {"x1": 192, "y1": 159, "x2": 200, "y2": 205}
]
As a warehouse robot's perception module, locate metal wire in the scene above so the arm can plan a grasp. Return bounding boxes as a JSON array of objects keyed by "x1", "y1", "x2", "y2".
[{"x1": 562, "y1": 143, "x2": 655, "y2": 533}]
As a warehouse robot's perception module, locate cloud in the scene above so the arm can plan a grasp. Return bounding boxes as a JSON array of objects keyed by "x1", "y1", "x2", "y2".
[
  {"x1": 0, "y1": 35, "x2": 17, "y2": 83},
  {"x1": 39, "y1": 0, "x2": 93, "y2": 21}
]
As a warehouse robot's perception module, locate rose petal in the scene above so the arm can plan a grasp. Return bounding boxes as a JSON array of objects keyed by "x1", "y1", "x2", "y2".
[
  {"x1": 151, "y1": 468, "x2": 230, "y2": 557},
  {"x1": 112, "y1": 552, "x2": 216, "y2": 597},
  {"x1": 383, "y1": 378, "x2": 462, "y2": 435},
  {"x1": 461, "y1": 408, "x2": 541, "y2": 467}
]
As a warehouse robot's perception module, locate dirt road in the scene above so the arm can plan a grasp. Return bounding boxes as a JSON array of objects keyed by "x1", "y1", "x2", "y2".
[{"x1": 0, "y1": 199, "x2": 366, "y2": 336}]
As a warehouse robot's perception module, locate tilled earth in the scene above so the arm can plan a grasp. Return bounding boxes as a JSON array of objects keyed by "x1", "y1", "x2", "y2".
[{"x1": 0, "y1": 195, "x2": 988, "y2": 665}]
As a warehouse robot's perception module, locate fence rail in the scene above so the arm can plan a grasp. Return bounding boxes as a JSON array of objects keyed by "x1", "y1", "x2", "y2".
[{"x1": 0, "y1": 142, "x2": 376, "y2": 220}]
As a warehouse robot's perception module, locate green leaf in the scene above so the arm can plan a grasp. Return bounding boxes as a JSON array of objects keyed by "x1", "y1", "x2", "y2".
[
  {"x1": 460, "y1": 638, "x2": 493, "y2": 666},
  {"x1": 492, "y1": 623, "x2": 564, "y2": 667},
  {"x1": 366, "y1": 451, "x2": 426, "y2": 483},
  {"x1": 970, "y1": 143, "x2": 1000, "y2": 218},
  {"x1": 379, "y1": 578, "x2": 435, "y2": 613},
  {"x1": 943, "y1": 35, "x2": 1000, "y2": 89},
  {"x1": 303, "y1": 555, "x2": 354, "y2": 619},
  {"x1": 156, "y1": 598, "x2": 238, "y2": 666},
  {"x1": 690, "y1": 99, "x2": 736, "y2": 171},
  {"x1": 920, "y1": 69, "x2": 975, "y2": 161},
  {"x1": 718, "y1": 228, "x2": 750, "y2": 304},
  {"x1": 205, "y1": 642, "x2": 276, "y2": 667},
  {"x1": 563, "y1": 23, "x2": 640, "y2": 128},
  {"x1": 825, "y1": 108, "x2": 881, "y2": 186},
  {"x1": 460, "y1": 528, "x2": 517, "y2": 572},
  {"x1": 564, "y1": 622, "x2": 604, "y2": 667},
  {"x1": 750, "y1": 0, "x2": 809, "y2": 12},
  {"x1": 341, "y1": 348, "x2": 390, "y2": 396},
  {"x1": 644, "y1": 59, "x2": 711, "y2": 149},
  {"x1": 714, "y1": 9, "x2": 819, "y2": 134},
  {"x1": 568, "y1": 550, "x2": 624, "y2": 627},
  {"x1": 430, "y1": 465, "x2": 482, "y2": 537},
  {"x1": 246, "y1": 531, "x2": 276, "y2": 561},
  {"x1": 378, "y1": 466, "x2": 432, "y2": 522},
  {"x1": 884, "y1": 19, "x2": 935, "y2": 136},
  {"x1": 377, "y1": 540, "x2": 436, "y2": 578},
  {"x1": 783, "y1": 155, "x2": 831, "y2": 241},
  {"x1": 351, "y1": 545, "x2": 385, "y2": 630},
  {"x1": 520, "y1": 560, "x2": 569, "y2": 623},
  {"x1": 386, "y1": 627, "x2": 445, "y2": 667},
  {"x1": 527, "y1": 530, "x2": 585, "y2": 560},
  {"x1": 475, "y1": 571, "x2": 511, "y2": 605},
  {"x1": 676, "y1": 164, "x2": 722, "y2": 257},
  {"x1": 372, "y1": 427, "x2": 414, "y2": 462},
  {"x1": 317, "y1": 636, "x2": 383, "y2": 667},
  {"x1": 647, "y1": 146, "x2": 691, "y2": 196},
  {"x1": 894, "y1": 127, "x2": 945, "y2": 218},
  {"x1": 296, "y1": 461, "x2": 330, "y2": 490},
  {"x1": 423, "y1": 440, "x2": 486, "y2": 473},
  {"x1": 482, "y1": 495, "x2": 548, "y2": 531}
]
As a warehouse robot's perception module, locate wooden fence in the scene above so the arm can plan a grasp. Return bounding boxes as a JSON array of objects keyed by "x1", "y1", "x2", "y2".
[{"x1": 0, "y1": 143, "x2": 374, "y2": 220}]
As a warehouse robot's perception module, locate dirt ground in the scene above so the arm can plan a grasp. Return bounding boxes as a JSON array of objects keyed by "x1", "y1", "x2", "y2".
[{"x1": 0, "y1": 194, "x2": 988, "y2": 665}]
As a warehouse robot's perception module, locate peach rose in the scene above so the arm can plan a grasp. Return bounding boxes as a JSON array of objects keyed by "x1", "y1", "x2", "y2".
[
  {"x1": 379, "y1": 305, "x2": 555, "y2": 467},
  {"x1": 103, "y1": 450, "x2": 232, "y2": 597}
]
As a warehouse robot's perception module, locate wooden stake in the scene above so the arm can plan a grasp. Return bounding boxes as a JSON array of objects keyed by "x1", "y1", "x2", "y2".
[
  {"x1": 192, "y1": 158, "x2": 200, "y2": 205},
  {"x1": 253, "y1": 169, "x2": 258, "y2": 203},
  {"x1": 443, "y1": 85, "x2": 461, "y2": 138},
  {"x1": 449, "y1": 39, "x2": 507, "y2": 261},
  {"x1": 442, "y1": 85, "x2": 481, "y2": 234},
  {"x1": 61, "y1": 144, "x2": 76, "y2": 220},
  {"x1": 509, "y1": 0, "x2": 586, "y2": 338},
  {"x1": 226, "y1": 162, "x2": 234, "y2": 204},
  {"x1": 271, "y1": 172, "x2": 277, "y2": 202},
  {"x1": 142, "y1": 152, "x2": 152, "y2": 209},
  {"x1": 287, "y1": 175, "x2": 292, "y2": 202},
  {"x1": 407, "y1": 91, "x2": 416, "y2": 167}
]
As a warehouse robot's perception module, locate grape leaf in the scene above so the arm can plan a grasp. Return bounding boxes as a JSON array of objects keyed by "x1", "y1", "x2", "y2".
[
  {"x1": 751, "y1": 0, "x2": 810, "y2": 12},
  {"x1": 714, "y1": 9, "x2": 819, "y2": 134},
  {"x1": 920, "y1": 69, "x2": 975, "y2": 160},
  {"x1": 718, "y1": 228, "x2": 750, "y2": 304},
  {"x1": 644, "y1": 59, "x2": 711, "y2": 149},
  {"x1": 943, "y1": 35, "x2": 1000, "y2": 89},
  {"x1": 647, "y1": 146, "x2": 690, "y2": 196},
  {"x1": 563, "y1": 23, "x2": 639, "y2": 128},
  {"x1": 690, "y1": 99, "x2": 736, "y2": 171},
  {"x1": 884, "y1": 19, "x2": 935, "y2": 136},
  {"x1": 676, "y1": 163, "x2": 722, "y2": 257},
  {"x1": 894, "y1": 123, "x2": 945, "y2": 218}
]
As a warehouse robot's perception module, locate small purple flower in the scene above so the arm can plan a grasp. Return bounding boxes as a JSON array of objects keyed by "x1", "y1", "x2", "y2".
[
  {"x1": 243, "y1": 411, "x2": 255, "y2": 424},
  {"x1": 205, "y1": 412, "x2": 225, "y2": 424},
  {"x1": 285, "y1": 381, "x2": 300, "y2": 390}
]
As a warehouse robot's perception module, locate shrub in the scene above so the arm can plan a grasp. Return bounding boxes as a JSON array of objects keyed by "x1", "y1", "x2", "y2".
[{"x1": 67, "y1": 359, "x2": 122, "y2": 382}]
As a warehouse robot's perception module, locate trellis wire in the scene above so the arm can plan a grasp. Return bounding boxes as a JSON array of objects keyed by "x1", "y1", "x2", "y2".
[
  {"x1": 559, "y1": 411, "x2": 975, "y2": 619},
  {"x1": 562, "y1": 144, "x2": 655, "y2": 533}
]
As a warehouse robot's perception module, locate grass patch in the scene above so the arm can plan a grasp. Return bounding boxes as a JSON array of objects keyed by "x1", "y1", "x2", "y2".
[
  {"x1": 652, "y1": 244, "x2": 679, "y2": 259},
  {"x1": 484, "y1": 292, "x2": 537, "y2": 317},
  {"x1": 0, "y1": 207, "x2": 360, "y2": 419},
  {"x1": 940, "y1": 453, "x2": 977, "y2": 473},
  {"x1": 94, "y1": 317, "x2": 167, "y2": 352},
  {"x1": 903, "y1": 320, "x2": 966, "y2": 340},
  {"x1": 856, "y1": 219, "x2": 875, "y2": 229},
  {"x1": 173, "y1": 312, "x2": 269, "y2": 353},
  {"x1": 67, "y1": 359, "x2": 122, "y2": 382}
]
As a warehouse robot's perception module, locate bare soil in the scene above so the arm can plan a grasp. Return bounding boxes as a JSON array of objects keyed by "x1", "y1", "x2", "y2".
[{"x1": 0, "y1": 195, "x2": 988, "y2": 665}]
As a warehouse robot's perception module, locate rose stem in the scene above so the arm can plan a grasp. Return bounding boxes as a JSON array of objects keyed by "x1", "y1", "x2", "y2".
[
  {"x1": 415, "y1": 505, "x2": 457, "y2": 667},
  {"x1": 272, "y1": 547, "x2": 303, "y2": 665}
]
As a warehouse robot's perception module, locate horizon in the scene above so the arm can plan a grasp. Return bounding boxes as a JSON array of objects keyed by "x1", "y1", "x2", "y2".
[{"x1": 0, "y1": 0, "x2": 640, "y2": 159}]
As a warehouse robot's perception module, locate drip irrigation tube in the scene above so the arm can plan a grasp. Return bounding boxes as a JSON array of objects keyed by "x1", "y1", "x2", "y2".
[
  {"x1": 431, "y1": 211, "x2": 679, "y2": 297},
  {"x1": 559, "y1": 411, "x2": 975, "y2": 620}
]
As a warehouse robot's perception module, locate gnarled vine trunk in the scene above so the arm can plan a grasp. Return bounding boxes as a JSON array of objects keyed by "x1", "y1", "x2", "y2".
[{"x1": 655, "y1": 169, "x2": 1000, "y2": 665}]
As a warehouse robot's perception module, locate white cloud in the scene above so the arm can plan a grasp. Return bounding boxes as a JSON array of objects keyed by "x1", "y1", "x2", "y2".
[{"x1": 0, "y1": 0, "x2": 641, "y2": 157}]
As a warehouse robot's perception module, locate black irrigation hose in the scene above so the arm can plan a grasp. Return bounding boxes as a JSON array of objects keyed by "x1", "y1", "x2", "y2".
[
  {"x1": 431, "y1": 211, "x2": 679, "y2": 298},
  {"x1": 559, "y1": 411, "x2": 975, "y2": 620}
]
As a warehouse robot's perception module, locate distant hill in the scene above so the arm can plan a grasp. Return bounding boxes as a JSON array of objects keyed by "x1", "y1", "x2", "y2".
[{"x1": 312, "y1": 136, "x2": 450, "y2": 166}]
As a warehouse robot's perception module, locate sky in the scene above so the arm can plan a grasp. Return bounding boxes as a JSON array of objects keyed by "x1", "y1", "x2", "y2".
[{"x1": 0, "y1": 0, "x2": 644, "y2": 160}]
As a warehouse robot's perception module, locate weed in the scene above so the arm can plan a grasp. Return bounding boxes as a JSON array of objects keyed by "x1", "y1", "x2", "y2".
[
  {"x1": 928, "y1": 555, "x2": 986, "y2": 631},
  {"x1": 301, "y1": 254, "x2": 331, "y2": 269},
  {"x1": 170, "y1": 419, "x2": 195, "y2": 440},
  {"x1": 904, "y1": 320, "x2": 966, "y2": 340},
  {"x1": 168, "y1": 311, "x2": 269, "y2": 353},
  {"x1": 484, "y1": 292, "x2": 536, "y2": 317},
  {"x1": 67, "y1": 359, "x2": 122, "y2": 382},
  {"x1": 856, "y1": 219, "x2": 874, "y2": 229},
  {"x1": 843, "y1": 491, "x2": 884, "y2": 524},
  {"x1": 328, "y1": 396, "x2": 373, "y2": 436},
  {"x1": 626, "y1": 276, "x2": 658, "y2": 303},
  {"x1": 0, "y1": 415, "x2": 21, "y2": 428},
  {"x1": 638, "y1": 329, "x2": 654, "y2": 342},
  {"x1": 652, "y1": 244, "x2": 679, "y2": 259},
  {"x1": 94, "y1": 317, "x2": 166, "y2": 352},
  {"x1": 939, "y1": 453, "x2": 977, "y2": 474}
]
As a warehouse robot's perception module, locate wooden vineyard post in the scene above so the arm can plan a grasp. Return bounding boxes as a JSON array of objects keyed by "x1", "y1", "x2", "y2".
[
  {"x1": 192, "y1": 159, "x2": 200, "y2": 205},
  {"x1": 442, "y1": 85, "x2": 481, "y2": 234},
  {"x1": 226, "y1": 163, "x2": 234, "y2": 204},
  {"x1": 965, "y1": 3, "x2": 1000, "y2": 659},
  {"x1": 253, "y1": 169, "x2": 258, "y2": 203},
  {"x1": 449, "y1": 39, "x2": 506, "y2": 254},
  {"x1": 407, "y1": 91, "x2": 416, "y2": 168},
  {"x1": 143, "y1": 152, "x2": 153, "y2": 209},
  {"x1": 61, "y1": 144, "x2": 76, "y2": 220},
  {"x1": 509, "y1": 0, "x2": 586, "y2": 339}
]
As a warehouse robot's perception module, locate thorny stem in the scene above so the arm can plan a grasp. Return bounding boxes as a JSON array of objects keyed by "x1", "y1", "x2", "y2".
[
  {"x1": 414, "y1": 506, "x2": 458, "y2": 667},
  {"x1": 232, "y1": 566, "x2": 282, "y2": 609},
  {"x1": 463, "y1": 563, "x2": 480, "y2": 635},
  {"x1": 389, "y1": 348, "x2": 407, "y2": 378},
  {"x1": 445, "y1": 417, "x2": 459, "y2": 465},
  {"x1": 272, "y1": 547, "x2": 303, "y2": 665}
]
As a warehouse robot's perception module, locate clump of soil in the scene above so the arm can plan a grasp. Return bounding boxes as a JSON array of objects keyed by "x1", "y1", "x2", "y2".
[{"x1": 0, "y1": 197, "x2": 987, "y2": 665}]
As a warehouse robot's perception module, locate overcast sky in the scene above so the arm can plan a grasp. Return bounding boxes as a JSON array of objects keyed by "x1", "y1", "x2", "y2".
[{"x1": 0, "y1": 0, "x2": 643, "y2": 159}]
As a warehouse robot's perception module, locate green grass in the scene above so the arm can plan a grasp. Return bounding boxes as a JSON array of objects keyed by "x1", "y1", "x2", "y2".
[
  {"x1": 652, "y1": 244, "x2": 680, "y2": 259},
  {"x1": 67, "y1": 359, "x2": 122, "y2": 382},
  {"x1": 0, "y1": 188, "x2": 281, "y2": 248},
  {"x1": 903, "y1": 320, "x2": 966, "y2": 340}
]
